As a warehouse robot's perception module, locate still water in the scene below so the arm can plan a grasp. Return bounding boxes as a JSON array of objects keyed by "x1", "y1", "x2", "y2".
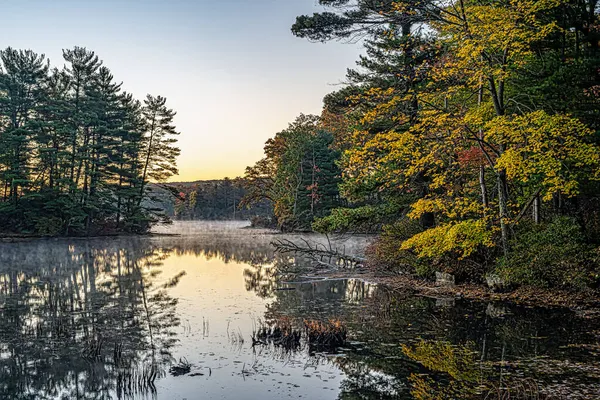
[{"x1": 0, "y1": 221, "x2": 598, "y2": 399}]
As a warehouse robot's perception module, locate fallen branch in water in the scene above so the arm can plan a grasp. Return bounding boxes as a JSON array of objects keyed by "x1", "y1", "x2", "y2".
[{"x1": 271, "y1": 238, "x2": 366, "y2": 269}]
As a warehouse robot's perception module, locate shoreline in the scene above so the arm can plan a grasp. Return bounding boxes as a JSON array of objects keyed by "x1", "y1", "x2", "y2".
[
  {"x1": 290, "y1": 269, "x2": 600, "y2": 312},
  {"x1": 0, "y1": 232, "x2": 181, "y2": 243}
]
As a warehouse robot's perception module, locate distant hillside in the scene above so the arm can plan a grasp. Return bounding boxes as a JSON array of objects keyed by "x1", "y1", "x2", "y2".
[{"x1": 148, "y1": 178, "x2": 273, "y2": 221}]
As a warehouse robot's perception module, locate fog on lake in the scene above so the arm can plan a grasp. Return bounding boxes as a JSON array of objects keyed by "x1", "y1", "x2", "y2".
[{"x1": 0, "y1": 221, "x2": 597, "y2": 399}]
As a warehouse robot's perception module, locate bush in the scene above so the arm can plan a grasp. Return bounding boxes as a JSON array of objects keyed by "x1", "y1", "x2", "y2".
[
  {"x1": 401, "y1": 219, "x2": 496, "y2": 260},
  {"x1": 250, "y1": 215, "x2": 278, "y2": 229},
  {"x1": 398, "y1": 219, "x2": 496, "y2": 281},
  {"x1": 365, "y1": 219, "x2": 424, "y2": 274},
  {"x1": 496, "y1": 217, "x2": 599, "y2": 290},
  {"x1": 35, "y1": 216, "x2": 64, "y2": 236},
  {"x1": 312, "y1": 202, "x2": 405, "y2": 234}
]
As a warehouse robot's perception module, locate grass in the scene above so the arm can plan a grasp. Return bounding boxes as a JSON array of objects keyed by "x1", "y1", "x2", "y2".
[
  {"x1": 251, "y1": 317, "x2": 349, "y2": 351},
  {"x1": 252, "y1": 317, "x2": 301, "y2": 350},
  {"x1": 304, "y1": 319, "x2": 348, "y2": 350}
]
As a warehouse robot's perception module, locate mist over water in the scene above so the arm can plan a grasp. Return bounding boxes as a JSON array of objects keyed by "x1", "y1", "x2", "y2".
[{"x1": 0, "y1": 221, "x2": 597, "y2": 399}]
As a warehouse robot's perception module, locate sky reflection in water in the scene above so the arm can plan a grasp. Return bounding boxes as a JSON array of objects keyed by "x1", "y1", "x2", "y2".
[{"x1": 0, "y1": 221, "x2": 598, "y2": 399}]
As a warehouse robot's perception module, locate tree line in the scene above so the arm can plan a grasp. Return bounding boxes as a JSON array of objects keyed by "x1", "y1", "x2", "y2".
[
  {"x1": 244, "y1": 0, "x2": 600, "y2": 291},
  {"x1": 151, "y1": 178, "x2": 273, "y2": 221},
  {"x1": 242, "y1": 114, "x2": 342, "y2": 231},
  {"x1": 0, "y1": 47, "x2": 180, "y2": 236}
]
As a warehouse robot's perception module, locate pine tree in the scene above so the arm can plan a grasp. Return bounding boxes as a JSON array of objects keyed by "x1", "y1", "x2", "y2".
[
  {"x1": 0, "y1": 48, "x2": 49, "y2": 205},
  {"x1": 62, "y1": 47, "x2": 102, "y2": 197},
  {"x1": 0, "y1": 47, "x2": 181, "y2": 235},
  {"x1": 139, "y1": 95, "x2": 180, "y2": 195}
]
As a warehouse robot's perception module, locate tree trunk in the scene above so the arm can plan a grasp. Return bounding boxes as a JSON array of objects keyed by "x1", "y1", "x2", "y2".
[
  {"x1": 533, "y1": 195, "x2": 541, "y2": 224},
  {"x1": 415, "y1": 171, "x2": 435, "y2": 229},
  {"x1": 139, "y1": 114, "x2": 157, "y2": 206},
  {"x1": 69, "y1": 79, "x2": 81, "y2": 193},
  {"x1": 478, "y1": 84, "x2": 489, "y2": 209},
  {"x1": 480, "y1": 166, "x2": 489, "y2": 209},
  {"x1": 497, "y1": 170, "x2": 510, "y2": 256}
]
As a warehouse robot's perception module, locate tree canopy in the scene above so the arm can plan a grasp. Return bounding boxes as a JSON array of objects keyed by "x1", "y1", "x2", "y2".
[
  {"x1": 242, "y1": 0, "x2": 600, "y2": 290},
  {"x1": 0, "y1": 47, "x2": 180, "y2": 236}
]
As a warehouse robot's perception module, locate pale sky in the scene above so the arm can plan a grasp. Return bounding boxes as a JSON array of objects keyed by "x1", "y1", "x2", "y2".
[{"x1": 4, "y1": 0, "x2": 362, "y2": 181}]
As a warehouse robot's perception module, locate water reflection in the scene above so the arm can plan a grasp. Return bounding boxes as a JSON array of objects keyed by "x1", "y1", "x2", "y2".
[
  {"x1": 0, "y1": 223, "x2": 598, "y2": 399},
  {"x1": 252, "y1": 275, "x2": 600, "y2": 399},
  {"x1": 0, "y1": 240, "x2": 181, "y2": 399}
]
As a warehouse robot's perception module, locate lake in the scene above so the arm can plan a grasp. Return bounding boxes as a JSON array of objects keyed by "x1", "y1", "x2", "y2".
[{"x1": 0, "y1": 221, "x2": 598, "y2": 399}]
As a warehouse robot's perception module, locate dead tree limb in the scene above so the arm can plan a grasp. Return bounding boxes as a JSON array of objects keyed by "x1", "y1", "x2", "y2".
[{"x1": 271, "y1": 239, "x2": 366, "y2": 269}]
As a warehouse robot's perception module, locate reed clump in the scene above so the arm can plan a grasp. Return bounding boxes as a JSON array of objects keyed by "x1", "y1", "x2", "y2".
[
  {"x1": 169, "y1": 357, "x2": 192, "y2": 376},
  {"x1": 252, "y1": 317, "x2": 301, "y2": 350},
  {"x1": 304, "y1": 319, "x2": 347, "y2": 349}
]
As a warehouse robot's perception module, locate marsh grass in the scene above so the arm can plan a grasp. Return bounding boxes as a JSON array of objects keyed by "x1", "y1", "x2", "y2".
[
  {"x1": 252, "y1": 317, "x2": 302, "y2": 350},
  {"x1": 304, "y1": 319, "x2": 348, "y2": 350},
  {"x1": 484, "y1": 378, "x2": 557, "y2": 400},
  {"x1": 169, "y1": 357, "x2": 193, "y2": 376}
]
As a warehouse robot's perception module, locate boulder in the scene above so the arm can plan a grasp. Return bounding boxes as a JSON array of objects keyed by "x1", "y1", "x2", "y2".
[
  {"x1": 435, "y1": 271, "x2": 455, "y2": 287},
  {"x1": 486, "y1": 273, "x2": 507, "y2": 292}
]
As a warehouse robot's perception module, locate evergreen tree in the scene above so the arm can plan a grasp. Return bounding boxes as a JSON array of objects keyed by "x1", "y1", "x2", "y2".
[
  {"x1": 243, "y1": 114, "x2": 342, "y2": 230},
  {"x1": 0, "y1": 47, "x2": 181, "y2": 236},
  {"x1": 139, "y1": 94, "x2": 180, "y2": 197},
  {"x1": 0, "y1": 48, "x2": 49, "y2": 205}
]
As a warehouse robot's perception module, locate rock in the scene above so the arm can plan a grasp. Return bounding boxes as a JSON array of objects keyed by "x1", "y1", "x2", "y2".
[
  {"x1": 486, "y1": 303, "x2": 508, "y2": 318},
  {"x1": 435, "y1": 271, "x2": 455, "y2": 287},
  {"x1": 435, "y1": 297, "x2": 456, "y2": 308},
  {"x1": 486, "y1": 273, "x2": 507, "y2": 292}
]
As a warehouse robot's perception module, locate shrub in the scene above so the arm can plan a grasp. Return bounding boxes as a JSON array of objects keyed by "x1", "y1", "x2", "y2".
[
  {"x1": 250, "y1": 215, "x2": 277, "y2": 229},
  {"x1": 304, "y1": 319, "x2": 347, "y2": 350},
  {"x1": 365, "y1": 219, "x2": 424, "y2": 275},
  {"x1": 399, "y1": 219, "x2": 497, "y2": 281},
  {"x1": 401, "y1": 219, "x2": 496, "y2": 260},
  {"x1": 496, "y1": 217, "x2": 599, "y2": 290},
  {"x1": 312, "y1": 202, "x2": 405, "y2": 234},
  {"x1": 35, "y1": 216, "x2": 64, "y2": 236}
]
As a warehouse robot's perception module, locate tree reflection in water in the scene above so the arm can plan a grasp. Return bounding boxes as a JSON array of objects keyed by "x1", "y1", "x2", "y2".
[
  {"x1": 243, "y1": 266, "x2": 600, "y2": 400},
  {"x1": 0, "y1": 227, "x2": 598, "y2": 400},
  {"x1": 0, "y1": 239, "x2": 182, "y2": 399}
]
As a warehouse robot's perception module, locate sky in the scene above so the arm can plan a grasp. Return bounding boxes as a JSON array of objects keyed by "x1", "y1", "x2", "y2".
[{"x1": 3, "y1": 0, "x2": 362, "y2": 181}]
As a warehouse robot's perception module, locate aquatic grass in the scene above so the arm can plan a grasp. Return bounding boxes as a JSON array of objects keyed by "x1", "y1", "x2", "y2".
[
  {"x1": 304, "y1": 319, "x2": 348, "y2": 350},
  {"x1": 169, "y1": 357, "x2": 193, "y2": 376},
  {"x1": 252, "y1": 317, "x2": 348, "y2": 351},
  {"x1": 484, "y1": 378, "x2": 556, "y2": 400},
  {"x1": 252, "y1": 317, "x2": 302, "y2": 350}
]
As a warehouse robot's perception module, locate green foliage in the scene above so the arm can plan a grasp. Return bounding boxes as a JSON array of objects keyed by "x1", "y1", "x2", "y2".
[
  {"x1": 243, "y1": 115, "x2": 342, "y2": 231},
  {"x1": 0, "y1": 46, "x2": 180, "y2": 236},
  {"x1": 288, "y1": 0, "x2": 600, "y2": 291},
  {"x1": 364, "y1": 219, "x2": 423, "y2": 274},
  {"x1": 34, "y1": 216, "x2": 63, "y2": 237},
  {"x1": 312, "y1": 201, "x2": 406, "y2": 233},
  {"x1": 150, "y1": 179, "x2": 273, "y2": 221},
  {"x1": 496, "y1": 217, "x2": 599, "y2": 290}
]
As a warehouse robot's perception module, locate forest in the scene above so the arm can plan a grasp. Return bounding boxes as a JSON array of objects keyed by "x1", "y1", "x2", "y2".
[
  {"x1": 153, "y1": 179, "x2": 273, "y2": 222},
  {"x1": 0, "y1": 47, "x2": 180, "y2": 236},
  {"x1": 243, "y1": 0, "x2": 600, "y2": 291}
]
